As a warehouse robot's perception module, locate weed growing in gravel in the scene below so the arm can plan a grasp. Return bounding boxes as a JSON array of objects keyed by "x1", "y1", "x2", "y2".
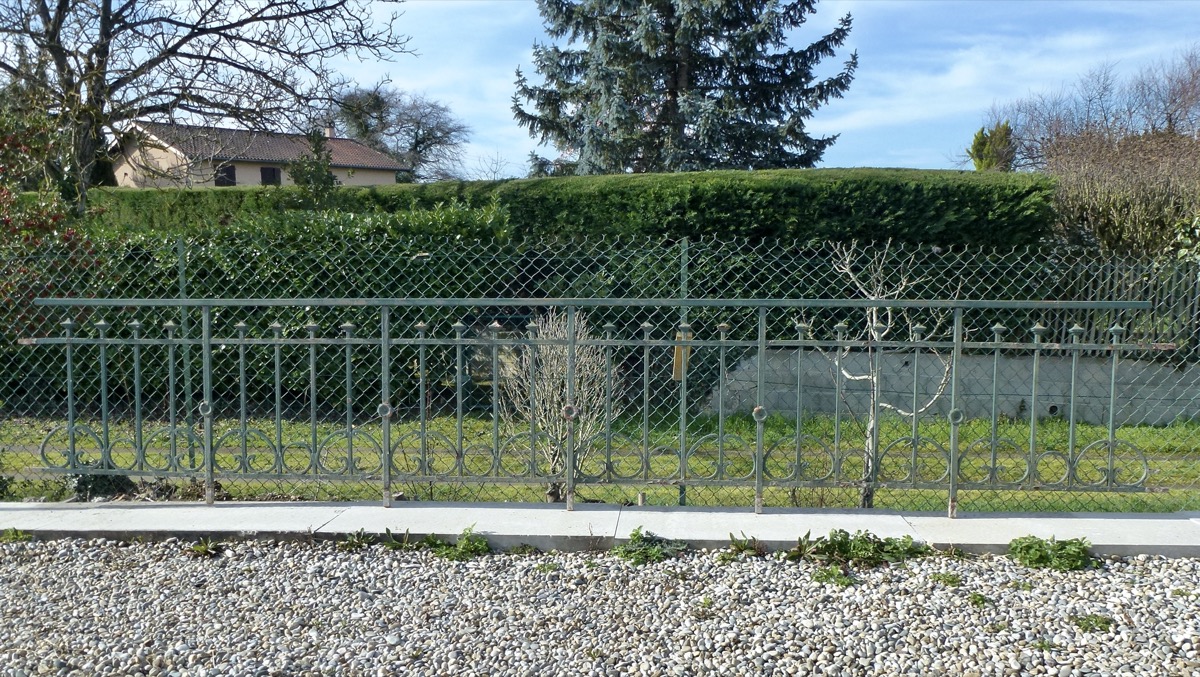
[
  {"x1": 785, "y1": 529, "x2": 930, "y2": 568},
  {"x1": 1032, "y1": 639, "x2": 1057, "y2": 651},
  {"x1": 813, "y1": 565, "x2": 854, "y2": 588},
  {"x1": 691, "y1": 596, "x2": 718, "y2": 620},
  {"x1": 0, "y1": 528, "x2": 31, "y2": 543},
  {"x1": 534, "y1": 561, "x2": 561, "y2": 573},
  {"x1": 612, "y1": 527, "x2": 688, "y2": 565},
  {"x1": 930, "y1": 572, "x2": 963, "y2": 586},
  {"x1": 337, "y1": 529, "x2": 376, "y2": 552},
  {"x1": 968, "y1": 592, "x2": 991, "y2": 607},
  {"x1": 935, "y1": 545, "x2": 972, "y2": 560},
  {"x1": 1008, "y1": 535, "x2": 1093, "y2": 571},
  {"x1": 717, "y1": 532, "x2": 768, "y2": 563},
  {"x1": 423, "y1": 527, "x2": 491, "y2": 561},
  {"x1": 1010, "y1": 580, "x2": 1035, "y2": 592},
  {"x1": 1171, "y1": 588, "x2": 1193, "y2": 597},
  {"x1": 508, "y1": 543, "x2": 541, "y2": 555},
  {"x1": 1071, "y1": 614, "x2": 1115, "y2": 632},
  {"x1": 382, "y1": 528, "x2": 415, "y2": 551},
  {"x1": 187, "y1": 537, "x2": 225, "y2": 558},
  {"x1": 986, "y1": 621, "x2": 1009, "y2": 633}
]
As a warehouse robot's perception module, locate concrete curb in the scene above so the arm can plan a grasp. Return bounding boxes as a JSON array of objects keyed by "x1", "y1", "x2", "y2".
[{"x1": 3, "y1": 502, "x2": 1200, "y2": 557}]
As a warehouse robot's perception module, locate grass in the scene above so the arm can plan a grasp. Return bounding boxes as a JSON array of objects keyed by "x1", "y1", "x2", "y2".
[{"x1": 2, "y1": 410, "x2": 1198, "y2": 511}]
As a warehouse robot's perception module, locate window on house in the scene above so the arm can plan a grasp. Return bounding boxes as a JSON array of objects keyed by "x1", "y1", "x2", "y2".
[
  {"x1": 215, "y1": 164, "x2": 236, "y2": 187},
  {"x1": 260, "y1": 166, "x2": 282, "y2": 186}
]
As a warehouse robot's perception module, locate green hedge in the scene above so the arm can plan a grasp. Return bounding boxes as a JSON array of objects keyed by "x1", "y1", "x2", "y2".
[{"x1": 87, "y1": 169, "x2": 1056, "y2": 247}]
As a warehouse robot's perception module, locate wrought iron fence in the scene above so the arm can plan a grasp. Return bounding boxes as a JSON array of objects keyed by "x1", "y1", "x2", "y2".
[{"x1": 1, "y1": 237, "x2": 1198, "y2": 512}]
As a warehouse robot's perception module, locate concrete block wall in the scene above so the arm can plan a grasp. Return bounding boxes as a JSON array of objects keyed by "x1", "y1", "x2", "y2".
[{"x1": 707, "y1": 350, "x2": 1200, "y2": 426}]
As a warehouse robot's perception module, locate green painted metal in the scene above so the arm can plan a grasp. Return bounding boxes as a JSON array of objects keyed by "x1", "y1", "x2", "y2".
[{"x1": 22, "y1": 296, "x2": 1165, "y2": 511}]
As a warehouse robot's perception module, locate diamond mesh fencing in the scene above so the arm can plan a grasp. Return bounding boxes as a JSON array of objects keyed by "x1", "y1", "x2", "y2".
[{"x1": 1, "y1": 235, "x2": 1197, "y2": 512}]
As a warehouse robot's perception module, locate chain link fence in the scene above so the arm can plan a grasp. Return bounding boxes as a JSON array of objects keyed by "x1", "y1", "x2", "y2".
[{"x1": 2, "y1": 236, "x2": 1197, "y2": 512}]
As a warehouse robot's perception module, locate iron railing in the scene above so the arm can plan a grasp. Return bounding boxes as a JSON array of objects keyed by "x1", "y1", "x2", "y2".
[
  {"x1": 2, "y1": 237, "x2": 1198, "y2": 512},
  {"x1": 15, "y1": 296, "x2": 1184, "y2": 515}
]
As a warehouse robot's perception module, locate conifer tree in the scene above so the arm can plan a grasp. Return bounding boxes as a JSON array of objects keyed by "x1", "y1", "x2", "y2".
[
  {"x1": 967, "y1": 121, "x2": 1015, "y2": 172},
  {"x1": 513, "y1": 0, "x2": 857, "y2": 174}
]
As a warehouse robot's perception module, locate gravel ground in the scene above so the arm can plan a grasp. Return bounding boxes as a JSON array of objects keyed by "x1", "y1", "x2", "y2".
[{"x1": 0, "y1": 537, "x2": 1197, "y2": 677}]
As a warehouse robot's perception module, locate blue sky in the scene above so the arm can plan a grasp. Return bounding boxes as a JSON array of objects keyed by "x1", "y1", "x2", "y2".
[{"x1": 339, "y1": 0, "x2": 1200, "y2": 177}]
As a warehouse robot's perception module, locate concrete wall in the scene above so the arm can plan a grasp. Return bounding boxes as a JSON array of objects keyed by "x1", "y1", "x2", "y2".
[{"x1": 709, "y1": 349, "x2": 1200, "y2": 426}]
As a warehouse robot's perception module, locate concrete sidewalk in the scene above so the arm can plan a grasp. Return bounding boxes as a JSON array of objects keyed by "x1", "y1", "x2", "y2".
[{"x1": 3, "y1": 501, "x2": 1200, "y2": 557}]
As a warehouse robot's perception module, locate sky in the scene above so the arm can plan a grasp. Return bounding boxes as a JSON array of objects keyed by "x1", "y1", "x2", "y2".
[{"x1": 335, "y1": 0, "x2": 1200, "y2": 178}]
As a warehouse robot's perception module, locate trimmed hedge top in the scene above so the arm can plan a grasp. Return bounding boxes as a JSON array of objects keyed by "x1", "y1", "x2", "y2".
[{"x1": 87, "y1": 168, "x2": 1055, "y2": 247}]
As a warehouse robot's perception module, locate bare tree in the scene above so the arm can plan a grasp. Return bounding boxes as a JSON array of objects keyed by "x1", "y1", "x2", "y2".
[
  {"x1": 472, "y1": 150, "x2": 515, "y2": 181},
  {"x1": 499, "y1": 310, "x2": 617, "y2": 503},
  {"x1": 337, "y1": 86, "x2": 471, "y2": 182},
  {"x1": 986, "y1": 46, "x2": 1200, "y2": 254},
  {"x1": 812, "y1": 241, "x2": 955, "y2": 508},
  {"x1": 0, "y1": 0, "x2": 412, "y2": 209}
]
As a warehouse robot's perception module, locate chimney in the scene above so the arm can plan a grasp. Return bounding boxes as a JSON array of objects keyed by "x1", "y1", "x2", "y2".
[{"x1": 324, "y1": 125, "x2": 335, "y2": 139}]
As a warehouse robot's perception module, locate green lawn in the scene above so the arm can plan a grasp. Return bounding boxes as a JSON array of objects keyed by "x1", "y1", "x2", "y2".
[{"x1": 2, "y1": 411, "x2": 1197, "y2": 512}]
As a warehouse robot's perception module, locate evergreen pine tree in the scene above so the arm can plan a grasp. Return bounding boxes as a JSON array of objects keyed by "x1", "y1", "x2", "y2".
[
  {"x1": 513, "y1": 0, "x2": 857, "y2": 174},
  {"x1": 967, "y1": 121, "x2": 1015, "y2": 172}
]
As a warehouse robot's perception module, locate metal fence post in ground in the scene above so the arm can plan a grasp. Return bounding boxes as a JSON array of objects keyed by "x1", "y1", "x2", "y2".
[
  {"x1": 564, "y1": 306, "x2": 578, "y2": 511},
  {"x1": 754, "y1": 307, "x2": 768, "y2": 513},
  {"x1": 177, "y1": 238, "x2": 197, "y2": 470},
  {"x1": 95, "y1": 319, "x2": 111, "y2": 468},
  {"x1": 677, "y1": 321, "x2": 691, "y2": 506},
  {"x1": 1106, "y1": 325, "x2": 1126, "y2": 489},
  {"x1": 947, "y1": 307, "x2": 964, "y2": 518},
  {"x1": 62, "y1": 320, "x2": 78, "y2": 469},
  {"x1": 380, "y1": 307, "x2": 393, "y2": 507},
  {"x1": 200, "y1": 305, "x2": 215, "y2": 506}
]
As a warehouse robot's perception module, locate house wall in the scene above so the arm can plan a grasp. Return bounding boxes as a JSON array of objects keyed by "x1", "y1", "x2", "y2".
[{"x1": 116, "y1": 149, "x2": 398, "y2": 188}]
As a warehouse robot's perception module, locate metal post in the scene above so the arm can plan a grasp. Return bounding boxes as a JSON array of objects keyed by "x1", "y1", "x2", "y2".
[
  {"x1": 754, "y1": 307, "x2": 767, "y2": 513},
  {"x1": 603, "y1": 323, "x2": 616, "y2": 481},
  {"x1": 307, "y1": 323, "x2": 319, "y2": 474},
  {"x1": 201, "y1": 306, "x2": 215, "y2": 506},
  {"x1": 164, "y1": 321, "x2": 179, "y2": 470},
  {"x1": 271, "y1": 323, "x2": 283, "y2": 469},
  {"x1": 417, "y1": 322, "x2": 429, "y2": 475},
  {"x1": 988, "y1": 324, "x2": 1006, "y2": 483},
  {"x1": 564, "y1": 307, "x2": 578, "y2": 510},
  {"x1": 1106, "y1": 325, "x2": 1125, "y2": 489},
  {"x1": 130, "y1": 320, "x2": 144, "y2": 471},
  {"x1": 1067, "y1": 324, "x2": 1084, "y2": 484},
  {"x1": 96, "y1": 320, "x2": 111, "y2": 468},
  {"x1": 63, "y1": 320, "x2": 77, "y2": 469},
  {"x1": 342, "y1": 322, "x2": 356, "y2": 475},
  {"x1": 678, "y1": 321, "x2": 690, "y2": 506},
  {"x1": 1028, "y1": 324, "x2": 1047, "y2": 484},
  {"x1": 947, "y1": 308, "x2": 964, "y2": 519},
  {"x1": 453, "y1": 322, "x2": 467, "y2": 473},
  {"x1": 177, "y1": 238, "x2": 197, "y2": 470},
  {"x1": 380, "y1": 308, "x2": 393, "y2": 507},
  {"x1": 236, "y1": 322, "x2": 249, "y2": 472}
]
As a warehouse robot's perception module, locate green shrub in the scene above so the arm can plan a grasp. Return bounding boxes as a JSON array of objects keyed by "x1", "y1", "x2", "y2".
[{"x1": 86, "y1": 169, "x2": 1055, "y2": 247}]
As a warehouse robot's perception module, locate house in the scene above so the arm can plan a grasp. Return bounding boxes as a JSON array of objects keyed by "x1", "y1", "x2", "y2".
[{"x1": 113, "y1": 121, "x2": 407, "y2": 188}]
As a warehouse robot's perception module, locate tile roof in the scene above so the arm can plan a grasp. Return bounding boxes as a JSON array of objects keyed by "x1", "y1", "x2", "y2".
[{"x1": 130, "y1": 121, "x2": 408, "y2": 171}]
